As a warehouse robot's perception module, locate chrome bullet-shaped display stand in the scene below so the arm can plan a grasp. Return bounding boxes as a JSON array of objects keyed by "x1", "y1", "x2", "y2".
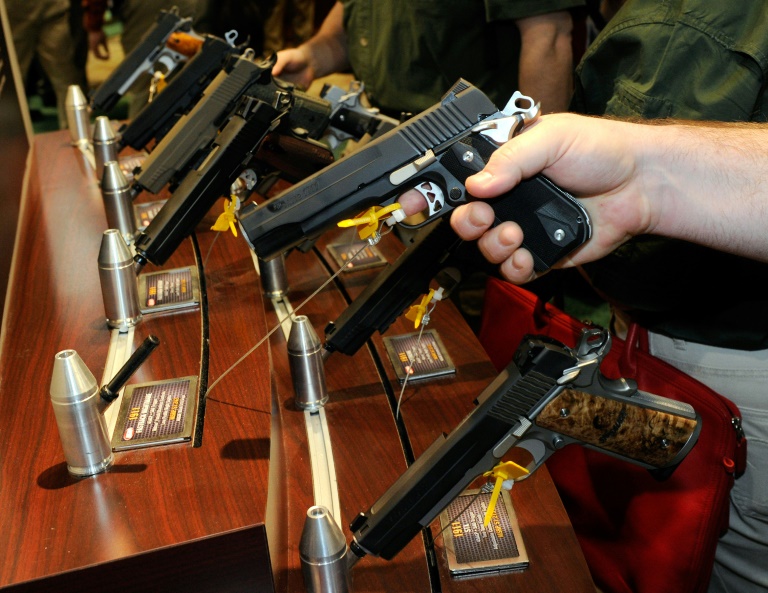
[
  {"x1": 259, "y1": 254, "x2": 289, "y2": 298},
  {"x1": 49, "y1": 350, "x2": 114, "y2": 477},
  {"x1": 288, "y1": 316, "x2": 329, "y2": 410},
  {"x1": 300, "y1": 506, "x2": 350, "y2": 593},
  {"x1": 93, "y1": 116, "x2": 119, "y2": 181},
  {"x1": 65, "y1": 85, "x2": 91, "y2": 146},
  {"x1": 101, "y1": 161, "x2": 137, "y2": 244},
  {"x1": 98, "y1": 229, "x2": 142, "y2": 331}
]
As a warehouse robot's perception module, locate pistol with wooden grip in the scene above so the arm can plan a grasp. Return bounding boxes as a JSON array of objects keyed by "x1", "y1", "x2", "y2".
[
  {"x1": 90, "y1": 8, "x2": 193, "y2": 114},
  {"x1": 238, "y1": 79, "x2": 592, "y2": 273},
  {"x1": 347, "y1": 328, "x2": 701, "y2": 563}
]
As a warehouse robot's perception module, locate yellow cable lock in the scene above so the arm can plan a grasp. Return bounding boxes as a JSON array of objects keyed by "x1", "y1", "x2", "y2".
[
  {"x1": 337, "y1": 204, "x2": 405, "y2": 241},
  {"x1": 482, "y1": 460, "x2": 530, "y2": 527},
  {"x1": 211, "y1": 195, "x2": 240, "y2": 237}
]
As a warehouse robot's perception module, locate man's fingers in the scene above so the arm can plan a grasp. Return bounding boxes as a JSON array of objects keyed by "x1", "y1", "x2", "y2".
[
  {"x1": 451, "y1": 204, "x2": 537, "y2": 283},
  {"x1": 397, "y1": 189, "x2": 428, "y2": 216},
  {"x1": 499, "y1": 250, "x2": 537, "y2": 284},
  {"x1": 449, "y1": 203, "x2": 495, "y2": 240},
  {"x1": 476, "y1": 222, "x2": 524, "y2": 264}
]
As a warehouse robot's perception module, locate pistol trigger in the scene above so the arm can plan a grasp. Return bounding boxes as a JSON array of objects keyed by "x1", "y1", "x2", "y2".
[{"x1": 412, "y1": 181, "x2": 445, "y2": 217}]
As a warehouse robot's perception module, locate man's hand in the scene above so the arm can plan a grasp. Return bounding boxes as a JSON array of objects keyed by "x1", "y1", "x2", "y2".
[
  {"x1": 443, "y1": 113, "x2": 768, "y2": 280},
  {"x1": 399, "y1": 113, "x2": 656, "y2": 283},
  {"x1": 88, "y1": 30, "x2": 110, "y2": 60},
  {"x1": 273, "y1": 47, "x2": 316, "y2": 89},
  {"x1": 272, "y1": 2, "x2": 349, "y2": 90},
  {"x1": 454, "y1": 114, "x2": 655, "y2": 282}
]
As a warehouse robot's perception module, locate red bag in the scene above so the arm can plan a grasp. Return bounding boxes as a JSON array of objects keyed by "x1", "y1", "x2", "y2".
[{"x1": 479, "y1": 277, "x2": 746, "y2": 593}]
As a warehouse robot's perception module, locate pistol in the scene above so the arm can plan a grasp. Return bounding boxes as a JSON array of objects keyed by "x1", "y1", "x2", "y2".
[
  {"x1": 323, "y1": 219, "x2": 464, "y2": 357},
  {"x1": 130, "y1": 51, "x2": 332, "y2": 197},
  {"x1": 347, "y1": 328, "x2": 701, "y2": 563},
  {"x1": 130, "y1": 56, "x2": 397, "y2": 269},
  {"x1": 118, "y1": 30, "x2": 244, "y2": 151},
  {"x1": 132, "y1": 96, "x2": 283, "y2": 269},
  {"x1": 90, "y1": 8, "x2": 192, "y2": 113},
  {"x1": 237, "y1": 79, "x2": 591, "y2": 273},
  {"x1": 320, "y1": 81, "x2": 398, "y2": 146}
]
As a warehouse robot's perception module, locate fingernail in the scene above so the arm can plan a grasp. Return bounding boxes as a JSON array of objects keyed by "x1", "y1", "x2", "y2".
[
  {"x1": 470, "y1": 171, "x2": 493, "y2": 185},
  {"x1": 468, "y1": 206, "x2": 487, "y2": 228}
]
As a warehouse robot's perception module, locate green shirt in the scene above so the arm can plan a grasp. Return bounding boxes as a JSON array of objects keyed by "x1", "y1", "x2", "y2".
[
  {"x1": 341, "y1": 0, "x2": 585, "y2": 115},
  {"x1": 571, "y1": 0, "x2": 768, "y2": 349}
]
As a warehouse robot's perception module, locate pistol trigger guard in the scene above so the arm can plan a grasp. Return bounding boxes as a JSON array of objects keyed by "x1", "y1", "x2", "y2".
[
  {"x1": 154, "y1": 51, "x2": 185, "y2": 76},
  {"x1": 511, "y1": 438, "x2": 549, "y2": 477},
  {"x1": 412, "y1": 181, "x2": 445, "y2": 217}
]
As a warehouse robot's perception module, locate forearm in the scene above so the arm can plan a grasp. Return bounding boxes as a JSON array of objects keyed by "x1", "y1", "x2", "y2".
[
  {"x1": 516, "y1": 11, "x2": 574, "y2": 113},
  {"x1": 454, "y1": 114, "x2": 768, "y2": 282},
  {"x1": 641, "y1": 121, "x2": 768, "y2": 261},
  {"x1": 300, "y1": 1, "x2": 350, "y2": 77}
]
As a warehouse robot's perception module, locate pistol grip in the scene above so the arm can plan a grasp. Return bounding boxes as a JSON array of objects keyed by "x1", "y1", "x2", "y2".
[{"x1": 487, "y1": 175, "x2": 591, "y2": 272}]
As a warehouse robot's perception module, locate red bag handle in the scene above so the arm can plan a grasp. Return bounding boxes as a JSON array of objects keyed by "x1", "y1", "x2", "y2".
[
  {"x1": 531, "y1": 294, "x2": 550, "y2": 333},
  {"x1": 618, "y1": 322, "x2": 649, "y2": 377}
]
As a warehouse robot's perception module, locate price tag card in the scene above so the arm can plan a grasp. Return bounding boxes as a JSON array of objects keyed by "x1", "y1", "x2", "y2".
[
  {"x1": 439, "y1": 488, "x2": 529, "y2": 578},
  {"x1": 327, "y1": 240, "x2": 387, "y2": 272},
  {"x1": 118, "y1": 153, "x2": 146, "y2": 182},
  {"x1": 111, "y1": 376, "x2": 198, "y2": 451},
  {"x1": 383, "y1": 329, "x2": 456, "y2": 382},
  {"x1": 133, "y1": 199, "x2": 167, "y2": 231},
  {"x1": 138, "y1": 266, "x2": 200, "y2": 314}
]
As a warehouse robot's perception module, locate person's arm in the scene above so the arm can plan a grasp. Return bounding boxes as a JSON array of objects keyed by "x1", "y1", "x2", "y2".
[
  {"x1": 515, "y1": 11, "x2": 574, "y2": 113},
  {"x1": 445, "y1": 114, "x2": 768, "y2": 282},
  {"x1": 272, "y1": 1, "x2": 349, "y2": 89}
]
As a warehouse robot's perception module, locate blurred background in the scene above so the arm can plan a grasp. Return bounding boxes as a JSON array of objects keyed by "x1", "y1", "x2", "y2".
[{"x1": 22, "y1": 0, "x2": 335, "y2": 133}]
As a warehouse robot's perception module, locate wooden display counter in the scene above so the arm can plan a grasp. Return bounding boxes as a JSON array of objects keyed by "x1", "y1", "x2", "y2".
[{"x1": 0, "y1": 130, "x2": 595, "y2": 593}]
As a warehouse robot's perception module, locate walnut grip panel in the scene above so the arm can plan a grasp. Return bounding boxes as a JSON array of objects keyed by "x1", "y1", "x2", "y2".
[{"x1": 536, "y1": 389, "x2": 699, "y2": 468}]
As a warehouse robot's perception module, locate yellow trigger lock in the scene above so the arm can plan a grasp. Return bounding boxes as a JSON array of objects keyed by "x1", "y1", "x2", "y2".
[
  {"x1": 337, "y1": 204, "x2": 405, "y2": 241},
  {"x1": 482, "y1": 461, "x2": 529, "y2": 527},
  {"x1": 148, "y1": 71, "x2": 167, "y2": 101},
  {"x1": 211, "y1": 195, "x2": 240, "y2": 237},
  {"x1": 405, "y1": 287, "x2": 444, "y2": 328}
]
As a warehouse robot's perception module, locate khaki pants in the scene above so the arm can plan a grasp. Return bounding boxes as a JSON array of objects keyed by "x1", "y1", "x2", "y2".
[{"x1": 6, "y1": 0, "x2": 84, "y2": 128}]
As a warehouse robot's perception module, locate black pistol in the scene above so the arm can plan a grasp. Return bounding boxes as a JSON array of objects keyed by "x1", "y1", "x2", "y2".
[
  {"x1": 238, "y1": 79, "x2": 592, "y2": 273},
  {"x1": 118, "y1": 30, "x2": 245, "y2": 151},
  {"x1": 323, "y1": 219, "x2": 464, "y2": 357}
]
